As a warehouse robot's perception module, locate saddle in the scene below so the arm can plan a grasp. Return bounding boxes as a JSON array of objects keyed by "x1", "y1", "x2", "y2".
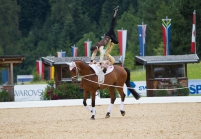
[{"x1": 89, "y1": 63, "x2": 114, "y2": 84}]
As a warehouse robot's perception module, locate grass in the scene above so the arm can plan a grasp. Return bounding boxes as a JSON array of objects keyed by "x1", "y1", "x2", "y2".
[
  {"x1": 187, "y1": 62, "x2": 201, "y2": 79},
  {"x1": 131, "y1": 62, "x2": 201, "y2": 81}
]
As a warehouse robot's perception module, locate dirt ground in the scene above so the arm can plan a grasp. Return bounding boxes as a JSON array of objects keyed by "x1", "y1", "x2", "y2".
[{"x1": 0, "y1": 103, "x2": 201, "y2": 139}]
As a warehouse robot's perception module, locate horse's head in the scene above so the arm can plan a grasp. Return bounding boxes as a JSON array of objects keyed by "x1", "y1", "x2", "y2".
[{"x1": 66, "y1": 62, "x2": 78, "y2": 83}]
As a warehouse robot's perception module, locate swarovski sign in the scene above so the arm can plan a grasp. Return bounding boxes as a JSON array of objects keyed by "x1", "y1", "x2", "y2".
[{"x1": 14, "y1": 84, "x2": 47, "y2": 101}]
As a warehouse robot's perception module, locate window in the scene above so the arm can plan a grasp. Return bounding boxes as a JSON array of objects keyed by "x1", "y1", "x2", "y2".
[
  {"x1": 61, "y1": 66, "x2": 72, "y2": 81},
  {"x1": 150, "y1": 64, "x2": 185, "y2": 79}
]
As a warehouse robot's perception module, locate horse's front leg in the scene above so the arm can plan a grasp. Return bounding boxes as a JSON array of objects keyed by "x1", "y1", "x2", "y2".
[
  {"x1": 83, "y1": 90, "x2": 92, "y2": 113},
  {"x1": 90, "y1": 91, "x2": 96, "y2": 120},
  {"x1": 105, "y1": 87, "x2": 116, "y2": 118}
]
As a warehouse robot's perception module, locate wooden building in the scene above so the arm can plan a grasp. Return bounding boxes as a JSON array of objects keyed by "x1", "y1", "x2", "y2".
[
  {"x1": 135, "y1": 54, "x2": 200, "y2": 97},
  {"x1": 0, "y1": 55, "x2": 25, "y2": 100},
  {"x1": 41, "y1": 56, "x2": 122, "y2": 86}
]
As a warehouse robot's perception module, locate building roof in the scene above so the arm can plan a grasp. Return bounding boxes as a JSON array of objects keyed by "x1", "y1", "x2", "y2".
[
  {"x1": 0, "y1": 55, "x2": 25, "y2": 68},
  {"x1": 41, "y1": 56, "x2": 122, "y2": 66},
  {"x1": 135, "y1": 54, "x2": 200, "y2": 65}
]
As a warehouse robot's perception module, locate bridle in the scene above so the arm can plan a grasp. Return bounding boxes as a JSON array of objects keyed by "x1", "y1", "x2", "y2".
[
  {"x1": 71, "y1": 66, "x2": 80, "y2": 82},
  {"x1": 69, "y1": 62, "x2": 96, "y2": 82}
]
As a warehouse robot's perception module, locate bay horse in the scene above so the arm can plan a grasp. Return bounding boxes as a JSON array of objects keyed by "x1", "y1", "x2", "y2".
[{"x1": 67, "y1": 60, "x2": 140, "y2": 120}]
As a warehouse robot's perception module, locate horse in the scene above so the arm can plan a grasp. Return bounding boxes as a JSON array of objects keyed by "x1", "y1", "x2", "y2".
[{"x1": 67, "y1": 60, "x2": 140, "y2": 120}]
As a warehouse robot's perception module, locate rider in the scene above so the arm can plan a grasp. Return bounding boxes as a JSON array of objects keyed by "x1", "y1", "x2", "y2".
[{"x1": 90, "y1": 6, "x2": 119, "y2": 69}]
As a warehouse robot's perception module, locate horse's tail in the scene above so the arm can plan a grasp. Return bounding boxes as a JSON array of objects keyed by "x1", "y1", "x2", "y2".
[{"x1": 124, "y1": 68, "x2": 141, "y2": 100}]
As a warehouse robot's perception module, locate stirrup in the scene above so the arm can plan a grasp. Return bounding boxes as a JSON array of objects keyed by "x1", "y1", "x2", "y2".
[{"x1": 113, "y1": 6, "x2": 119, "y2": 11}]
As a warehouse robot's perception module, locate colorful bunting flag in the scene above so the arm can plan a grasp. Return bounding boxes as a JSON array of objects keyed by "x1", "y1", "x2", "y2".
[
  {"x1": 191, "y1": 10, "x2": 196, "y2": 53},
  {"x1": 138, "y1": 24, "x2": 147, "y2": 56},
  {"x1": 118, "y1": 30, "x2": 127, "y2": 66},
  {"x1": 71, "y1": 44, "x2": 78, "y2": 57},
  {"x1": 36, "y1": 60, "x2": 44, "y2": 79},
  {"x1": 162, "y1": 17, "x2": 171, "y2": 55},
  {"x1": 48, "y1": 66, "x2": 54, "y2": 80},
  {"x1": 84, "y1": 40, "x2": 92, "y2": 57}
]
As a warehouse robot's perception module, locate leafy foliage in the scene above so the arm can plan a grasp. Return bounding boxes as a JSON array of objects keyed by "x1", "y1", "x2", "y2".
[
  {"x1": 100, "y1": 88, "x2": 119, "y2": 98},
  {"x1": 174, "y1": 87, "x2": 189, "y2": 96},
  {"x1": 154, "y1": 90, "x2": 169, "y2": 97},
  {"x1": 0, "y1": 90, "x2": 11, "y2": 102},
  {"x1": 43, "y1": 82, "x2": 83, "y2": 100},
  {"x1": 31, "y1": 71, "x2": 41, "y2": 83}
]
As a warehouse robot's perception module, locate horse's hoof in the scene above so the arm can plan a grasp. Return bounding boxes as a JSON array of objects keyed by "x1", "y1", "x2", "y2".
[
  {"x1": 105, "y1": 112, "x2": 110, "y2": 118},
  {"x1": 120, "y1": 110, "x2": 125, "y2": 116},
  {"x1": 91, "y1": 115, "x2": 95, "y2": 120}
]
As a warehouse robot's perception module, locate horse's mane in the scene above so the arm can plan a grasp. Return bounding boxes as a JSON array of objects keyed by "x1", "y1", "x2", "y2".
[
  {"x1": 74, "y1": 60, "x2": 94, "y2": 73},
  {"x1": 74, "y1": 60, "x2": 88, "y2": 66}
]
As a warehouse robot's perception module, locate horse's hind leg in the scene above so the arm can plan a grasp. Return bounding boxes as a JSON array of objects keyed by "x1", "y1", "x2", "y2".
[
  {"x1": 116, "y1": 87, "x2": 126, "y2": 116},
  {"x1": 105, "y1": 87, "x2": 116, "y2": 118}
]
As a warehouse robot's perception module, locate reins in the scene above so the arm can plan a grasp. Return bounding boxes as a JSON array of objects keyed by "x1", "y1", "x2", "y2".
[
  {"x1": 82, "y1": 77, "x2": 188, "y2": 90},
  {"x1": 71, "y1": 65, "x2": 96, "y2": 80},
  {"x1": 71, "y1": 63, "x2": 189, "y2": 91}
]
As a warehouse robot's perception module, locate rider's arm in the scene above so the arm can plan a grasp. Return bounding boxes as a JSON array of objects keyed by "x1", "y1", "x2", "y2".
[{"x1": 91, "y1": 50, "x2": 97, "y2": 63}]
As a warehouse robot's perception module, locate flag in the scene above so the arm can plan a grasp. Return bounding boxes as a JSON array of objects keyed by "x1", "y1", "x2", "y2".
[
  {"x1": 191, "y1": 10, "x2": 196, "y2": 53},
  {"x1": 57, "y1": 51, "x2": 66, "y2": 57},
  {"x1": 48, "y1": 66, "x2": 54, "y2": 80},
  {"x1": 57, "y1": 52, "x2": 62, "y2": 58},
  {"x1": 71, "y1": 44, "x2": 78, "y2": 57},
  {"x1": 162, "y1": 18, "x2": 171, "y2": 55},
  {"x1": 138, "y1": 25, "x2": 147, "y2": 56},
  {"x1": 36, "y1": 60, "x2": 44, "y2": 79},
  {"x1": 61, "y1": 52, "x2": 66, "y2": 57},
  {"x1": 118, "y1": 30, "x2": 127, "y2": 66},
  {"x1": 84, "y1": 40, "x2": 92, "y2": 57}
]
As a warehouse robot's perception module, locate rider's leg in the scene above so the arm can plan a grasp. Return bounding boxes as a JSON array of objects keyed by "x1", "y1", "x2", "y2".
[
  {"x1": 99, "y1": 46, "x2": 105, "y2": 64},
  {"x1": 104, "y1": 8, "x2": 119, "y2": 44},
  {"x1": 105, "y1": 41, "x2": 115, "y2": 65}
]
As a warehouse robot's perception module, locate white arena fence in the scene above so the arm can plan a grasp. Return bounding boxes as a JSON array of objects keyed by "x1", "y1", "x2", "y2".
[{"x1": 5, "y1": 79, "x2": 200, "y2": 102}]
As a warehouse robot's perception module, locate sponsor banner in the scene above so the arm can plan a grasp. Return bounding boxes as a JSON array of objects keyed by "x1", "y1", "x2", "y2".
[
  {"x1": 189, "y1": 79, "x2": 201, "y2": 94},
  {"x1": 17, "y1": 75, "x2": 34, "y2": 84},
  {"x1": 13, "y1": 80, "x2": 201, "y2": 102},
  {"x1": 126, "y1": 81, "x2": 147, "y2": 97},
  {"x1": 14, "y1": 84, "x2": 47, "y2": 101},
  {"x1": 125, "y1": 80, "x2": 201, "y2": 97}
]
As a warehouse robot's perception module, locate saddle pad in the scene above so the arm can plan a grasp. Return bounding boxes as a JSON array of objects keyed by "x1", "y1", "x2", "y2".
[{"x1": 89, "y1": 64, "x2": 114, "y2": 75}]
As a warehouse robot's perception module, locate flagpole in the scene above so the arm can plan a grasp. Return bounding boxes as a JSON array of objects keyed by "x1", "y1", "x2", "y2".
[
  {"x1": 142, "y1": 22, "x2": 144, "y2": 57},
  {"x1": 195, "y1": 10, "x2": 196, "y2": 54}
]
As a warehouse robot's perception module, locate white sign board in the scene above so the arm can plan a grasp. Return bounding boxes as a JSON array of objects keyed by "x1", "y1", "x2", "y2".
[{"x1": 14, "y1": 84, "x2": 47, "y2": 101}]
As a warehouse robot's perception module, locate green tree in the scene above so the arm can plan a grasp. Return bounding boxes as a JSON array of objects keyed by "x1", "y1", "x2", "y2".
[
  {"x1": 154, "y1": 42, "x2": 164, "y2": 55},
  {"x1": 76, "y1": 32, "x2": 99, "y2": 56},
  {"x1": 0, "y1": 0, "x2": 20, "y2": 55}
]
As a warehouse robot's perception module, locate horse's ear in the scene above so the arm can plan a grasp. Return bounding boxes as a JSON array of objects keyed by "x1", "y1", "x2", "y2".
[
  {"x1": 66, "y1": 62, "x2": 71, "y2": 66},
  {"x1": 66, "y1": 62, "x2": 76, "y2": 71}
]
